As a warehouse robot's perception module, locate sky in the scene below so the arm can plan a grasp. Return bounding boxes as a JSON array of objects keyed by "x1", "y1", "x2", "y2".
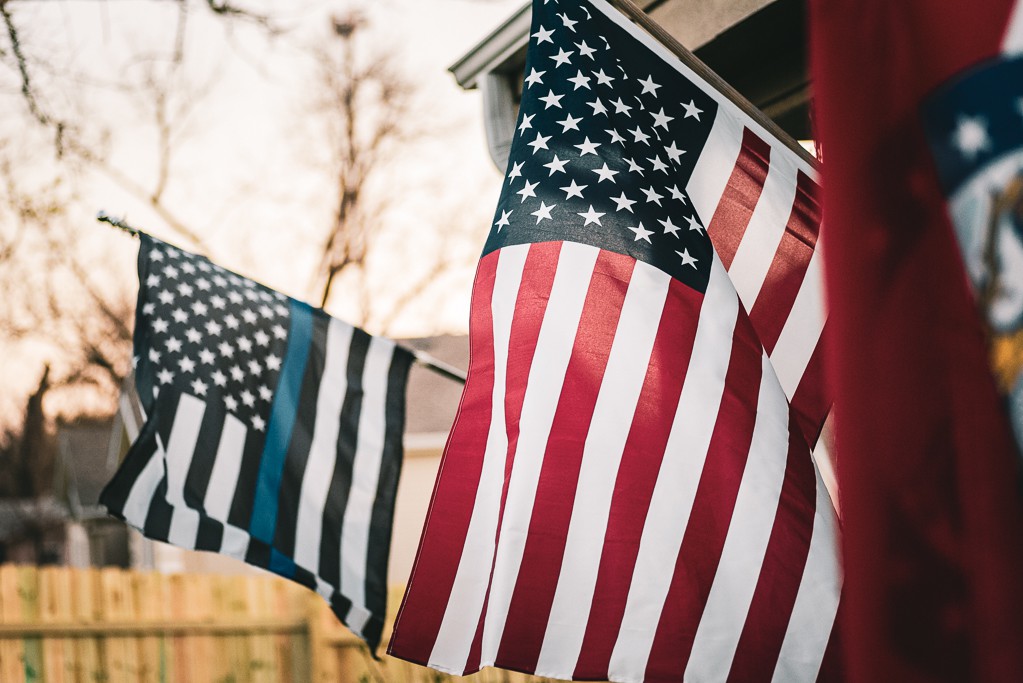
[{"x1": 0, "y1": 0, "x2": 525, "y2": 425}]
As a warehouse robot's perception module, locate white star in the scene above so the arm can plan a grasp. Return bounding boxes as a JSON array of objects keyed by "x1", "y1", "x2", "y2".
[
  {"x1": 195, "y1": 278, "x2": 211, "y2": 291},
  {"x1": 517, "y1": 179, "x2": 539, "y2": 202},
  {"x1": 587, "y1": 98, "x2": 608, "y2": 116},
  {"x1": 218, "y1": 341, "x2": 234, "y2": 358},
  {"x1": 539, "y1": 90, "x2": 564, "y2": 109},
  {"x1": 528, "y1": 132, "x2": 552, "y2": 154},
  {"x1": 508, "y1": 161, "x2": 524, "y2": 181},
  {"x1": 574, "y1": 137, "x2": 600, "y2": 156},
  {"x1": 241, "y1": 310, "x2": 258, "y2": 324},
  {"x1": 628, "y1": 223, "x2": 654, "y2": 243},
  {"x1": 650, "y1": 107, "x2": 674, "y2": 129},
  {"x1": 241, "y1": 390, "x2": 255, "y2": 407},
  {"x1": 557, "y1": 113, "x2": 583, "y2": 132},
  {"x1": 532, "y1": 25, "x2": 555, "y2": 44},
  {"x1": 180, "y1": 262, "x2": 196, "y2": 275},
  {"x1": 607, "y1": 128, "x2": 626, "y2": 145},
  {"x1": 172, "y1": 309, "x2": 188, "y2": 323},
  {"x1": 265, "y1": 354, "x2": 283, "y2": 370},
  {"x1": 252, "y1": 415, "x2": 266, "y2": 432},
  {"x1": 213, "y1": 275, "x2": 228, "y2": 288},
  {"x1": 575, "y1": 41, "x2": 597, "y2": 59},
  {"x1": 259, "y1": 386, "x2": 273, "y2": 401},
  {"x1": 225, "y1": 396, "x2": 239, "y2": 412},
  {"x1": 638, "y1": 75, "x2": 661, "y2": 96},
  {"x1": 494, "y1": 209, "x2": 513, "y2": 231},
  {"x1": 629, "y1": 126, "x2": 651, "y2": 145},
  {"x1": 593, "y1": 68, "x2": 614, "y2": 87},
  {"x1": 152, "y1": 318, "x2": 169, "y2": 333},
  {"x1": 272, "y1": 325, "x2": 287, "y2": 339},
  {"x1": 224, "y1": 314, "x2": 240, "y2": 329},
  {"x1": 205, "y1": 320, "x2": 223, "y2": 336},
  {"x1": 163, "y1": 265, "x2": 178, "y2": 279},
  {"x1": 191, "y1": 301, "x2": 208, "y2": 316},
  {"x1": 146, "y1": 275, "x2": 160, "y2": 288},
  {"x1": 531, "y1": 201, "x2": 557, "y2": 224},
  {"x1": 953, "y1": 115, "x2": 990, "y2": 159},
  {"x1": 518, "y1": 114, "x2": 535, "y2": 134},
  {"x1": 648, "y1": 155, "x2": 669, "y2": 173},
  {"x1": 228, "y1": 291, "x2": 243, "y2": 304},
  {"x1": 210, "y1": 295, "x2": 226, "y2": 309},
  {"x1": 669, "y1": 185, "x2": 687, "y2": 203},
  {"x1": 624, "y1": 157, "x2": 645, "y2": 175},
  {"x1": 578, "y1": 205, "x2": 606, "y2": 226},
  {"x1": 686, "y1": 214, "x2": 705, "y2": 234},
  {"x1": 659, "y1": 217, "x2": 681, "y2": 237},
  {"x1": 593, "y1": 163, "x2": 619, "y2": 183},
  {"x1": 611, "y1": 192, "x2": 636, "y2": 213},
  {"x1": 611, "y1": 97, "x2": 633, "y2": 115},
  {"x1": 543, "y1": 155, "x2": 570, "y2": 176},
  {"x1": 212, "y1": 370, "x2": 227, "y2": 387},
  {"x1": 642, "y1": 186, "x2": 664, "y2": 206},
  {"x1": 524, "y1": 69, "x2": 545, "y2": 89},
  {"x1": 259, "y1": 305, "x2": 274, "y2": 319},
  {"x1": 237, "y1": 337, "x2": 253, "y2": 353},
  {"x1": 560, "y1": 180, "x2": 587, "y2": 199},
  {"x1": 248, "y1": 359, "x2": 262, "y2": 375},
  {"x1": 178, "y1": 357, "x2": 196, "y2": 374},
  {"x1": 558, "y1": 12, "x2": 577, "y2": 32},
  {"x1": 158, "y1": 290, "x2": 174, "y2": 305},
  {"x1": 550, "y1": 48, "x2": 574, "y2": 67},
  {"x1": 191, "y1": 378, "x2": 208, "y2": 396},
  {"x1": 567, "y1": 70, "x2": 591, "y2": 90},
  {"x1": 166, "y1": 337, "x2": 183, "y2": 353},
  {"x1": 664, "y1": 142, "x2": 686, "y2": 164},
  {"x1": 230, "y1": 365, "x2": 245, "y2": 382},
  {"x1": 677, "y1": 249, "x2": 699, "y2": 269},
  {"x1": 185, "y1": 328, "x2": 202, "y2": 344},
  {"x1": 682, "y1": 99, "x2": 703, "y2": 120},
  {"x1": 177, "y1": 283, "x2": 193, "y2": 297},
  {"x1": 149, "y1": 348, "x2": 161, "y2": 363},
  {"x1": 254, "y1": 330, "x2": 270, "y2": 346},
  {"x1": 157, "y1": 369, "x2": 174, "y2": 385},
  {"x1": 150, "y1": 250, "x2": 164, "y2": 262}
]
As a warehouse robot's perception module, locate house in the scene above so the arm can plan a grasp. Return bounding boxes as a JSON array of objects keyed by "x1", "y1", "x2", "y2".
[{"x1": 449, "y1": 0, "x2": 810, "y2": 172}]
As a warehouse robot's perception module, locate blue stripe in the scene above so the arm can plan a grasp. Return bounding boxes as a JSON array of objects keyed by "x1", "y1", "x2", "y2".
[
  {"x1": 269, "y1": 548, "x2": 297, "y2": 579},
  {"x1": 249, "y1": 301, "x2": 314, "y2": 543}
]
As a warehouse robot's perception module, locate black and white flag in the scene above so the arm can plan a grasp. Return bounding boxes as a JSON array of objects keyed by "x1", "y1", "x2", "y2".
[{"x1": 101, "y1": 234, "x2": 413, "y2": 649}]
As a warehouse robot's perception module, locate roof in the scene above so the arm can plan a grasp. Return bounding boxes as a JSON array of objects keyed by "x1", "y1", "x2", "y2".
[{"x1": 399, "y1": 334, "x2": 468, "y2": 448}]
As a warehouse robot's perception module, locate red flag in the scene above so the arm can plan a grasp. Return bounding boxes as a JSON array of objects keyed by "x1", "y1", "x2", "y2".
[{"x1": 810, "y1": 1, "x2": 1023, "y2": 680}]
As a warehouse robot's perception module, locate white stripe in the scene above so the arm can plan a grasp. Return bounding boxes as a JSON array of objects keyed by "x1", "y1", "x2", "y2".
[
  {"x1": 346, "y1": 604, "x2": 373, "y2": 638},
  {"x1": 687, "y1": 109, "x2": 744, "y2": 228},
  {"x1": 340, "y1": 337, "x2": 397, "y2": 609},
  {"x1": 480, "y1": 241, "x2": 602, "y2": 666},
  {"x1": 203, "y1": 412, "x2": 247, "y2": 521},
  {"x1": 164, "y1": 394, "x2": 206, "y2": 548},
  {"x1": 121, "y1": 443, "x2": 166, "y2": 527},
  {"x1": 535, "y1": 262, "x2": 671, "y2": 677},
  {"x1": 771, "y1": 462, "x2": 842, "y2": 683},
  {"x1": 428, "y1": 244, "x2": 528, "y2": 671},
  {"x1": 769, "y1": 230, "x2": 827, "y2": 399},
  {"x1": 293, "y1": 318, "x2": 354, "y2": 575},
  {"x1": 119, "y1": 388, "x2": 142, "y2": 441},
  {"x1": 1004, "y1": 0, "x2": 1023, "y2": 54},
  {"x1": 684, "y1": 355, "x2": 791, "y2": 681},
  {"x1": 608, "y1": 257, "x2": 738, "y2": 683},
  {"x1": 727, "y1": 153, "x2": 799, "y2": 308}
]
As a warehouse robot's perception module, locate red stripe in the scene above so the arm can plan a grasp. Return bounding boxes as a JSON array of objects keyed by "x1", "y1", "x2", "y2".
[
  {"x1": 388, "y1": 252, "x2": 500, "y2": 665},
  {"x1": 790, "y1": 322, "x2": 832, "y2": 449},
  {"x1": 707, "y1": 127, "x2": 772, "y2": 269},
  {"x1": 573, "y1": 277, "x2": 705, "y2": 679},
  {"x1": 644, "y1": 309, "x2": 764, "y2": 681},
  {"x1": 726, "y1": 411, "x2": 817, "y2": 683},
  {"x1": 463, "y1": 241, "x2": 562, "y2": 674},
  {"x1": 494, "y1": 249, "x2": 636, "y2": 672},
  {"x1": 748, "y1": 171, "x2": 822, "y2": 354},
  {"x1": 816, "y1": 601, "x2": 845, "y2": 682}
]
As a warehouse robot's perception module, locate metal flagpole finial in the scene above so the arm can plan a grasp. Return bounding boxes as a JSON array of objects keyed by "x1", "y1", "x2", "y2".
[{"x1": 96, "y1": 210, "x2": 142, "y2": 238}]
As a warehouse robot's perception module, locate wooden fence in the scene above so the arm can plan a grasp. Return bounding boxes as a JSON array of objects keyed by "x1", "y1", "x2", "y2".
[{"x1": 0, "y1": 565, "x2": 559, "y2": 683}]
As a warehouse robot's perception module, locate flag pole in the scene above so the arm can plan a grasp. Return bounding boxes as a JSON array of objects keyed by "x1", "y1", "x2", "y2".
[
  {"x1": 607, "y1": 0, "x2": 819, "y2": 169},
  {"x1": 96, "y1": 211, "x2": 468, "y2": 385}
]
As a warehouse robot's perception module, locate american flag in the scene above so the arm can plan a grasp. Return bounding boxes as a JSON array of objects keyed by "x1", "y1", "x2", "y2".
[
  {"x1": 388, "y1": 0, "x2": 840, "y2": 681},
  {"x1": 100, "y1": 234, "x2": 413, "y2": 650}
]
